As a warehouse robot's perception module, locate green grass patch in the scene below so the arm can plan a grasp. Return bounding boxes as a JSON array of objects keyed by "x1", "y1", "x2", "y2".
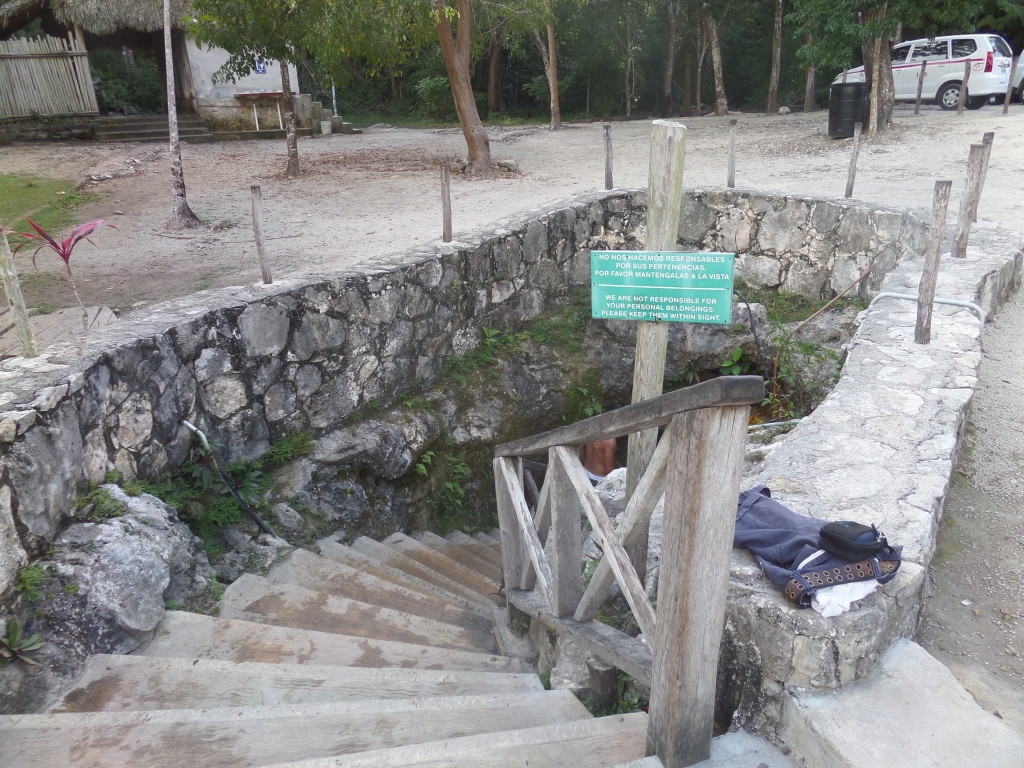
[{"x1": 0, "y1": 175, "x2": 96, "y2": 238}]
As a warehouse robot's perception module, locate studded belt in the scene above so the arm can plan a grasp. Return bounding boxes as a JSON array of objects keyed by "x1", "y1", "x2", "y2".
[{"x1": 783, "y1": 557, "x2": 900, "y2": 607}]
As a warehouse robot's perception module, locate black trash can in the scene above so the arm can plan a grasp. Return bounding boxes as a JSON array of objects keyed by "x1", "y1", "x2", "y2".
[{"x1": 828, "y1": 82, "x2": 867, "y2": 139}]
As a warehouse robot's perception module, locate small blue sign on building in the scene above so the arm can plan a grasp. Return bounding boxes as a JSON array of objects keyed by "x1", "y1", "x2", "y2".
[{"x1": 254, "y1": 58, "x2": 268, "y2": 75}]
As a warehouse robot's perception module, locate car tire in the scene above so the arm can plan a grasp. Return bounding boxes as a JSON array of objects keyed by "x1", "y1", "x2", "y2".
[
  {"x1": 938, "y1": 82, "x2": 962, "y2": 110},
  {"x1": 966, "y1": 95, "x2": 987, "y2": 109}
]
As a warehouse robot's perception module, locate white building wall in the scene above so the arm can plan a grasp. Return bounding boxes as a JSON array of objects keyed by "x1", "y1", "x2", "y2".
[{"x1": 186, "y1": 41, "x2": 298, "y2": 98}]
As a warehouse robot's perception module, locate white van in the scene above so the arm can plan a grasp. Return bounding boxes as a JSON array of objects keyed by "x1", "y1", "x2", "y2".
[{"x1": 834, "y1": 34, "x2": 1014, "y2": 110}]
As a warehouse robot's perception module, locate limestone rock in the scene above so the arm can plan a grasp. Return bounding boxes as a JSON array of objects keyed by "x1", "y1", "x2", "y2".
[{"x1": 0, "y1": 487, "x2": 213, "y2": 714}]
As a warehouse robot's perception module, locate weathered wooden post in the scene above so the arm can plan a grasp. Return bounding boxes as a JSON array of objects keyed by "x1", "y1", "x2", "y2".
[
  {"x1": 250, "y1": 185, "x2": 273, "y2": 284},
  {"x1": 844, "y1": 122, "x2": 862, "y2": 199},
  {"x1": 441, "y1": 165, "x2": 453, "y2": 243},
  {"x1": 957, "y1": 59, "x2": 971, "y2": 116},
  {"x1": 973, "y1": 131, "x2": 994, "y2": 223},
  {"x1": 951, "y1": 143, "x2": 985, "y2": 259},
  {"x1": 914, "y1": 180, "x2": 953, "y2": 344},
  {"x1": 603, "y1": 123, "x2": 613, "y2": 190},
  {"x1": 625, "y1": 119, "x2": 686, "y2": 583},
  {"x1": 1004, "y1": 56, "x2": 1019, "y2": 115},
  {"x1": 727, "y1": 118, "x2": 737, "y2": 188},
  {"x1": 647, "y1": 404, "x2": 751, "y2": 767},
  {"x1": 914, "y1": 60, "x2": 927, "y2": 115},
  {"x1": 0, "y1": 224, "x2": 39, "y2": 358}
]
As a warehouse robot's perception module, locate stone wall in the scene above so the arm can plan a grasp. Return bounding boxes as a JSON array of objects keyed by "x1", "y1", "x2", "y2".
[{"x1": 1, "y1": 187, "x2": 1002, "y2": 648}]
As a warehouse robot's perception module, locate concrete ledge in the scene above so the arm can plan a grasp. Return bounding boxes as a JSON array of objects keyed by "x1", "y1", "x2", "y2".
[
  {"x1": 723, "y1": 218, "x2": 1023, "y2": 736},
  {"x1": 780, "y1": 639, "x2": 1024, "y2": 768}
]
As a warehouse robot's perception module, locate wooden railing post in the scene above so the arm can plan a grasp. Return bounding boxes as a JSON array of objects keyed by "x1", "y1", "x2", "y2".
[
  {"x1": 494, "y1": 457, "x2": 526, "y2": 593},
  {"x1": 647, "y1": 404, "x2": 750, "y2": 768},
  {"x1": 548, "y1": 448, "x2": 584, "y2": 617}
]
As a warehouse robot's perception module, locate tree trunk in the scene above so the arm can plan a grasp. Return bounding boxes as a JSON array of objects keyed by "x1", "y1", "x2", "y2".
[
  {"x1": 546, "y1": 16, "x2": 561, "y2": 130},
  {"x1": 532, "y1": 4, "x2": 561, "y2": 132},
  {"x1": 766, "y1": 0, "x2": 782, "y2": 114},
  {"x1": 862, "y1": 32, "x2": 894, "y2": 136},
  {"x1": 695, "y1": 44, "x2": 704, "y2": 114},
  {"x1": 802, "y1": 31, "x2": 817, "y2": 112},
  {"x1": 662, "y1": 0, "x2": 681, "y2": 115},
  {"x1": 701, "y1": 4, "x2": 728, "y2": 115},
  {"x1": 486, "y1": 31, "x2": 502, "y2": 116},
  {"x1": 162, "y1": 0, "x2": 201, "y2": 230},
  {"x1": 279, "y1": 60, "x2": 300, "y2": 176},
  {"x1": 436, "y1": 0, "x2": 491, "y2": 171},
  {"x1": 623, "y1": 24, "x2": 637, "y2": 117},
  {"x1": 681, "y1": 49, "x2": 692, "y2": 116}
]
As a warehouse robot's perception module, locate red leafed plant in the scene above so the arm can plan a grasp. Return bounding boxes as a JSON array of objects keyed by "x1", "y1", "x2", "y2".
[{"x1": 15, "y1": 219, "x2": 113, "y2": 329}]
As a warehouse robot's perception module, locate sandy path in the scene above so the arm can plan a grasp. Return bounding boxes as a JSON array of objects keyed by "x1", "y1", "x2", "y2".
[{"x1": 1, "y1": 105, "x2": 1021, "y2": 313}]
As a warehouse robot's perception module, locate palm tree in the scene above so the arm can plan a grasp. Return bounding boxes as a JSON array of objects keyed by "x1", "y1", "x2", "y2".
[{"x1": 162, "y1": 0, "x2": 202, "y2": 229}]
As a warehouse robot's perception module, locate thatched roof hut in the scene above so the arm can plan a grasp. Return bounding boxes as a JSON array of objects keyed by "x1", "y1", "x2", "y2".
[
  {"x1": 0, "y1": 0, "x2": 193, "y2": 38},
  {"x1": 49, "y1": 0, "x2": 193, "y2": 34}
]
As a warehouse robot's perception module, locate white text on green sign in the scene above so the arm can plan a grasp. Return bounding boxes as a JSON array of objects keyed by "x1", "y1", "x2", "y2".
[{"x1": 591, "y1": 251, "x2": 735, "y2": 324}]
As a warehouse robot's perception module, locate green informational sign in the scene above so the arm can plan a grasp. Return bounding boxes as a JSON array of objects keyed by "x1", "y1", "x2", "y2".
[{"x1": 590, "y1": 251, "x2": 735, "y2": 324}]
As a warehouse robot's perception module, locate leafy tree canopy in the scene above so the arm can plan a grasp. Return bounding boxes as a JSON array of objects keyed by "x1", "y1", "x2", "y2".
[{"x1": 188, "y1": 0, "x2": 436, "y2": 85}]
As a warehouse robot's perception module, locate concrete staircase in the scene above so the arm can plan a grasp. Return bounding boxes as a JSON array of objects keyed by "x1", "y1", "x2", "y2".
[
  {"x1": 0, "y1": 530, "x2": 657, "y2": 768},
  {"x1": 92, "y1": 114, "x2": 214, "y2": 143}
]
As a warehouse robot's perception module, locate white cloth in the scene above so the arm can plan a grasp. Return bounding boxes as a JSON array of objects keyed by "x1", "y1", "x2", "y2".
[{"x1": 811, "y1": 579, "x2": 879, "y2": 617}]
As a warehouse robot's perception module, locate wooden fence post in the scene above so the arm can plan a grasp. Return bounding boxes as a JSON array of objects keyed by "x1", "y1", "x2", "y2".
[
  {"x1": 844, "y1": 122, "x2": 862, "y2": 198},
  {"x1": 626, "y1": 119, "x2": 686, "y2": 584},
  {"x1": 914, "y1": 180, "x2": 953, "y2": 344},
  {"x1": 951, "y1": 143, "x2": 985, "y2": 259},
  {"x1": 973, "y1": 131, "x2": 994, "y2": 223},
  {"x1": 0, "y1": 225, "x2": 39, "y2": 358},
  {"x1": 1004, "y1": 56, "x2": 1019, "y2": 115},
  {"x1": 647, "y1": 405, "x2": 750, "y2": 768},
  {"x1": 914, "y1": 60, "x2": 926, "y2": 115},
  {"x1": 441, "y1": 164, "x2": 453, "y2": 243},
  {"x1": 603, "y1": 123, "x2": 613, "y2": 190},
  {"x1": 250, "y1": 185, "x2": 273, "y2": 284},
  {"x1": 957, "y1": 59, "x2": 971, "y2": 116},
  {"x1": 727, "y1": 118, "x2": 737, "y2": 188}
]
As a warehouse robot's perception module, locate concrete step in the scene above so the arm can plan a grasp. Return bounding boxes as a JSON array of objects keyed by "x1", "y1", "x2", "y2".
[
  {"x1": 2, "y1": 691, "x2": 588, "y2": 768},
  {"x1": 689, "y1": 732, "x2": 798, "y2": 767},
  {"x1": 220, "y1": 574, "x2": 496, "y2": 653},
  {"x1": 444, "y1": 529, "x2": 505, "y2": 569},
  {"x1": 415, "y1": 530, "x2": 503, "y2": 581},
  {"x1": 50, "y1": 654, "x2": 542, "y2": 712},
  {"x1": 138, "y1": 611, "x2": 530, "y2": 673},
  {"x1": 265, "y1": 548, "x2": 491, "y2": 632},
  {"x1": 350, "y1": 536, "x2": 497, "y2": 608},
  {"x1": 260, "y1": 712, "x2": 649, "y2": 768},
  {"x1": 782, "y1": 639, "x2": 1024, "y2": 768},
  {"x1": 211, "y1": 128, "x2": 313, "y2": 141},
  {"x1": 316, "y1": 537, "x2": 487, "y2": 613},
  {"x1": 474, "y1": 530, "x2": 502, "y2": 552},
  {"x1": 379, "y1": 532, "x2": 502, "y2": 601}
]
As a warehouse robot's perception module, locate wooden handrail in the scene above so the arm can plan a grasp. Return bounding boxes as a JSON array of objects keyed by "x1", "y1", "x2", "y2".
[
  {"x1": 494, "y1": 375, "x2": 764, "y2": 457},
  {"x1": 494, "y1": 376, "x2": 763, "y2": 768}
]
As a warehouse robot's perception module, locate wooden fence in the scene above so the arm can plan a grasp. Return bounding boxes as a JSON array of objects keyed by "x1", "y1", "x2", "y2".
[
  {"x1": 0, "y1": 34, "x2": 98, "y2": 122},
  {"x1": 494, "y1": 375, "x2": 764, "y2": 768}
]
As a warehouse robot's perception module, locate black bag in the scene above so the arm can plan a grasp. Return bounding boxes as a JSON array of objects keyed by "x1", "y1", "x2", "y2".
[{"x1": 818, "y1": 521, "x2": 890, "y2": 562}]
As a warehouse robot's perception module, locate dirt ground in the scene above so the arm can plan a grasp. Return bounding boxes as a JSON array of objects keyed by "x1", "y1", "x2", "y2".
[{"x1": 1, "y1": 103, "x2": 1023, "y2": 730}]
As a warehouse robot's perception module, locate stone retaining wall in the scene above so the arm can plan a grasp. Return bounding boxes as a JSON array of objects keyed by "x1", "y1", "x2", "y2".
[{"x1": 2, "y1": 187, "x2": 1020, "y2": 723}]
